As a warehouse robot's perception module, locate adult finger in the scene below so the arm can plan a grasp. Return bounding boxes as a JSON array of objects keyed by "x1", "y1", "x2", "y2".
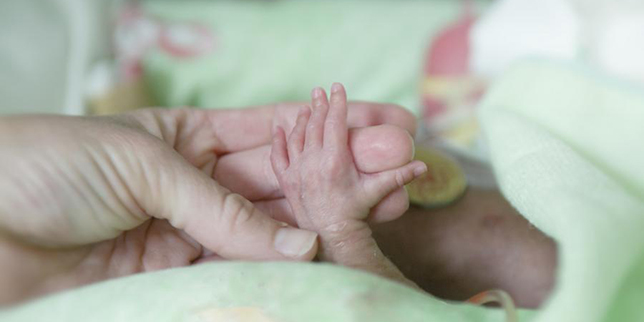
[
  {"x1": 184, "y1": 102, "x2": 416, "y2": 156},
  {"x1": 128, "y1": 145, "x2": 319, "y2": 261},
  {"x1": 214, "y1": 125, "x2": 415, "y2": 200}
]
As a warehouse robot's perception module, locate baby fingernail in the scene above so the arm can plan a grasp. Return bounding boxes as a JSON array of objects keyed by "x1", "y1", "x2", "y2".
[
  {"x1": 413, "y1": 164, "x2": 428, "y2": 177},
  {"x1": 312, "y1": 87, "x2": 322, "y2": 98},
  {"x1": 331, "y1": 83, "x2": 342, "y2": 93},
  {"x1": 275, "y1": 227, "x2": 318, "y2": 258}
]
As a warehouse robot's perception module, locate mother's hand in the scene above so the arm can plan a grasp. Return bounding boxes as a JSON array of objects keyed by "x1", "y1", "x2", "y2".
[
  {"x1": 0, "y1": 101, "x2": 416, "y2": 304},
  {"x1": 212, "y1": 101, "x2": 417, "y2": 224}
]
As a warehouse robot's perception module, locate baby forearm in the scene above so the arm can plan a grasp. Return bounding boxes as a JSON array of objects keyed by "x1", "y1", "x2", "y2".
[{"x1": 317, "y1": 222, "x2": 417, "y2": 288}]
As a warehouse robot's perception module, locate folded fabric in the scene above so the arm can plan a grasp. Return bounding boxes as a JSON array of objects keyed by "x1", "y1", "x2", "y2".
[{"x1": 480, "y1": 60, "x2": 644, "y2": 321}]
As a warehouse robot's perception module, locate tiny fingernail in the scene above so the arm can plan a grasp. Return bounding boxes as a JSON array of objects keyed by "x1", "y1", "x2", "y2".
[
  {"x1": 413, "y1": 164, "x2": 428, "y2": 177},
  {"x1": 331, "y1": 83, "x2": 342, "y2": 93},
  {"x1": 275, "y1": 227, "x2": 318, "y2": 258},
  {"x1": 312, "y1": 87, "x2": 322, "y2": 98}
]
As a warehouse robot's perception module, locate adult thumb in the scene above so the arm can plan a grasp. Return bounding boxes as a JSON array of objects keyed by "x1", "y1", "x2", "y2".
[{"x1": 133, "y1": 148, "x2": 318, "y2": 261}]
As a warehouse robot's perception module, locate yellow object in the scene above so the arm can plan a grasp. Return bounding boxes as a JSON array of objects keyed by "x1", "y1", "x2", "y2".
[
  {"x1": 87, "y1": 79, "x2": 156, "y2": 115},
  {"x1": 468, "y1": 289, "x2": 518, "y2": 322},
  {"x1": 421, "y1": 76, "x2": 486, "y2": 148},
  {"x1": 406, "y1": 147, "x2": 467, "y2": 207},
  {"x1": 197, "y1": 307, "x2": 275, "y2": 322}
]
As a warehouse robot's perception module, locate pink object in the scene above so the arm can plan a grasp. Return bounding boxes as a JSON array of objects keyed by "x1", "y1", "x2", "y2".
[
  {"x1": 159, "y1": 24, "x2": 216, "y2": 58},
  {"x1": 424, "y1": 6, "x2": 475, "y2": 77},
  {"x1": 113, "y1": 5, "x2": 217, "y2": 82},
  {"x1": 422, "y1": 96, "x2": 447, "y2": 120},
  {"x1": 420, "y1": 2, "x2": 487, "y2": 148}
]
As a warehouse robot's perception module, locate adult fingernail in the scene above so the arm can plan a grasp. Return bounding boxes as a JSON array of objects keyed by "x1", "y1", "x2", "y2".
[
  {"x1": 331, "y1": 83, "x2": 342, "y2": 93},
  {"x1": 275, "y1": 227, "x2": 318, "y2": 258},
  {"x1": 413, "y1": 163, "x2": 428, "y2": 177}
]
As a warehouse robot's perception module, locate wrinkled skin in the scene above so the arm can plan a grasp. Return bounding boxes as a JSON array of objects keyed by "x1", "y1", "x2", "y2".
[
  {"x1": 270, "y1": 84, "x2": 426, "y2": 285},
  {"x1": 0, "y1": 100, "x2": 416, "y2": 305}
]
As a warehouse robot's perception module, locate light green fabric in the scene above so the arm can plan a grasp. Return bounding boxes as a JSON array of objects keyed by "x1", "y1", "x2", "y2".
[
  {"x1": 142, "y1": 0, "x2": 487, "y2": 115},
  {"x1": 479, "y1": 60, "x2": 644, "y2": 321},
  {"x1": 1, "y1": 262, "x2": 526, "y2": 322}
]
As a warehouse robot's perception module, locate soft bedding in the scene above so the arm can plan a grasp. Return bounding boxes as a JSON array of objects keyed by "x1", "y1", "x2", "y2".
[{"x1": 5, "y1": 59, "x2": 644, "y2": 321}]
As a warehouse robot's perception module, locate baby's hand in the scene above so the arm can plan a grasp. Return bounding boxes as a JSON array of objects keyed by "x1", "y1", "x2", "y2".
[{"x1": 270, "y1": 83, "x2": 426, "y2": 283}]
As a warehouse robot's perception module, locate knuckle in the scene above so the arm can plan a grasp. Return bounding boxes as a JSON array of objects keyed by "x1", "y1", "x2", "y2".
[
  {"x1": 405, "y1": 167, "x2": 416, "y2": 183},
  {"x1": 394, "y1": 170, "x2": 406, "y2": 188},
  {"x1": 323, "y1": 221, "x2": 372, "y2": 249},
  {"x1": 220, "y1": 192, "x2": 254, "y2": 231}
]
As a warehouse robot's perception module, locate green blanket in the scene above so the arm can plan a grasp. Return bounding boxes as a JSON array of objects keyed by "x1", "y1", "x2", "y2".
[
  {"x1": 2, "y1": 262, "x2": 521, "y2": 322},
  {"x1": 480, "y1": 60, "x2": 644, "y2": 322},
  {"x1": 142, "y1": 0, "x2": 487, "y2": 115}
]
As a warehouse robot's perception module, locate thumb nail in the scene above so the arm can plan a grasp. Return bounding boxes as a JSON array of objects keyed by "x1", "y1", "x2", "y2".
[{"x1": 274, "y1": 227, "x2": 318, "y2": 258}]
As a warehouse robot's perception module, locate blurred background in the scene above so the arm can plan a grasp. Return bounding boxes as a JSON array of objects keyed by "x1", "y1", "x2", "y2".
[{"x1": 1, "y1": 0, "x2": 644, "y2": 154}]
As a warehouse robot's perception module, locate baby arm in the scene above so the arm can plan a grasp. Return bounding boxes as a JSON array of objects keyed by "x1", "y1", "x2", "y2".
[{"x1": 270, "y1": 83, "x2": 427, "y2": 286}]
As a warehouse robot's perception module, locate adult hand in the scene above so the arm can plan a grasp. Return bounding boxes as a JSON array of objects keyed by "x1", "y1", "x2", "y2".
[
  {"x1": 212, "y1": 102, "x2": 417, "y2": 224},
  {"x1": 0, "y1": 101, "x2": 416, "y2": 304}
]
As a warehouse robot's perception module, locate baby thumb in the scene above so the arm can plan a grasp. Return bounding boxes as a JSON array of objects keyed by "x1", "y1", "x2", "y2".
[{"x1": 362, "y1": 160, "x2": 427, "y2": 203}]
